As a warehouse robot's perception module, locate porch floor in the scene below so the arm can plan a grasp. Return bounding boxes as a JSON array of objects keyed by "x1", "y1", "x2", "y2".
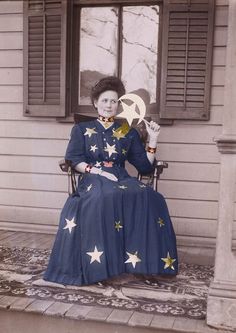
[{"x1": 0, "y1": 230, "x2": 230, "y2": 333}]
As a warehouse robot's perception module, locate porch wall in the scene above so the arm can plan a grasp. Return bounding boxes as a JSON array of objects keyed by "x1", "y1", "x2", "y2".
[
  {"x1": 0, "y1": 1, "x2": 230, "y2": 247},
  {"x1": 158, "y1": 0, "x2": 229, "y2": 247},
  {"x1": 0, "y1": 1, "x2": 71, "y2": 233}
]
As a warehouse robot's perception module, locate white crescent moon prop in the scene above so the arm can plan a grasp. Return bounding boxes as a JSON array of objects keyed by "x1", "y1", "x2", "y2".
[{"x1": 117, "y1": 93, "x2": 147, "y2": 126}]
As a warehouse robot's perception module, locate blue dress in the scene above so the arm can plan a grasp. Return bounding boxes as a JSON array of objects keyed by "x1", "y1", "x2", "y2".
[{"x1": 44, "y1": 120, "x2": 178, "y2": 285}]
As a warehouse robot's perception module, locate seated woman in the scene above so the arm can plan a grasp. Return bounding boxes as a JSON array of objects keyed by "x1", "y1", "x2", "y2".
[{"x1": 44, "y1": 76, "x2": 178, "y2": 286}]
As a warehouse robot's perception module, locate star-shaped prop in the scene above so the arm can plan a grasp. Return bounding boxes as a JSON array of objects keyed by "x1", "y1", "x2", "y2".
[
  {"x1": 125, "y1": 251, "x2": 141, "y2": 268},
  {"x1": 118, "y1": 102, "x2": 139, "y2": 127},
  {"x1": 90, "y1": 144, "x2": 98, "y2": 153},
  {"x1": 84, "y1": 127, "x2": 97, "y2": 138},
  {"x1": 115, "y1": 221, "x2": 123, "y2": 232},
  {"x1": 117, "y1": 93, "x2": 146, "y2": 126},
  {"x1": 104, "y1": 143, "x2": 117, "y2": 157},
  {"x1": 86, "y1": 246, "x2": 103, "y2": 264},
  {"x1": 161, "y1": 252, "x2": 176, "y2": 270},
  {"x1": 63, "y1": 217, "x2": 77, "y2": 234}
]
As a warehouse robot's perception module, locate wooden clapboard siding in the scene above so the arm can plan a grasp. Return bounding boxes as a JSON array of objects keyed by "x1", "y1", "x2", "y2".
[
  {"x1": 0, "y1": 1, "x2": 23, "y2": 14},
  {"x1": 0, "y1": 172, "x2": 67, "y2": 192},
  {"x1": 161, "y1": 162, "x2": 220, "y2": 182},
  {"x1": 0, "y1": 86, "x2": 23, "y2": 103},
  {"x1": 173, "y1": 217, "x2": 217, "y2": 238},
  {"x1": 0, "y1": 50, "x2": 22, "y2": 67},
  {"x1": 0, "y1": 120, "x2": 71, "y2": 139},
  {"x1": 0, "y1": 221, "x2": 57, "y2": 233},
  {"x1": 0, "y1": 205, "x2": 60, "y2": 226},
  {"x1": 0, "y1": 103, "x2": 56, "y2": 121},
  {"x1": 213, "y1": 46, "x2": 226, "y2": 66},
  {"x1": 158, "y1": 143, "x2": 219, "y2": 163},
  {"x1": 0, "y1": 189, "x2": 66, "y2": 209},
  {"x1": 0, "y1": 32, "x2": 23, "y2": 49},
  {"x1": 166, "y1": 198, "x2": 218, "y2": 220},
  {"x1": 0, "y1": 68, "x2": 22, "y2": 85},
  {"x1": 158, "y1": 180, "x2": 219, "y2": 201},
  {"x1": 0, "y1": 138, "x2": 67, "y2": 156},
  {"x1": 0, "y1": 155, "x2": 63, "y2": 174},
  {"x1": 0, "y1": 14, "x2": 23, "y2": 32}
]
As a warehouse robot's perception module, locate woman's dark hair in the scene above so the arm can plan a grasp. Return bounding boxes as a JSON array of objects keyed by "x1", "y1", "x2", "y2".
[{"x1": 91, "y1": 76, "x2": 125, "y2": 105}]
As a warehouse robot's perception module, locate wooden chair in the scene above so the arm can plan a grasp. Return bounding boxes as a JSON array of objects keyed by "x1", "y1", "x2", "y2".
[{"x1": 59, "y1": 114, "x2": 168, "y2": 195}]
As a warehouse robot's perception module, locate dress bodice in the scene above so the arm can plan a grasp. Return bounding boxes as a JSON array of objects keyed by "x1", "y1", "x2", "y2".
[{"x1": 65, "y1": 120, "x2": 154, "y2": 174}]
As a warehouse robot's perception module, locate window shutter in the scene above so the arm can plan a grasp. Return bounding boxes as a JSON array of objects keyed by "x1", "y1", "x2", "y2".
[
  {"x1": 23, "y1": 0, "x2": 67, "y2": 117},
  {"x1": 160, "y1": 0, "x2": 214, "y2": 120}
]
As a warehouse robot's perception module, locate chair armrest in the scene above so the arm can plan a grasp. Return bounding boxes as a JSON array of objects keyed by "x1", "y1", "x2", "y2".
[
  {"x1": 59, "y1": 159, "x2": 72, "y2": 173},
  {"x1": 154, "y1": 160, "x2": 168, "y2": 177}
]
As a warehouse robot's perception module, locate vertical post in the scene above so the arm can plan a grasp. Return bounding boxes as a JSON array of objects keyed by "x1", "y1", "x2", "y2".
[{"x1": 207, "y1": 1, "x2": 236, "y2": 330}]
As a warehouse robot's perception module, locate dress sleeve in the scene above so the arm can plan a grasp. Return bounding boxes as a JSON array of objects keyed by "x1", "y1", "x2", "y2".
[
  {"x1": 65, "y1": 124, "x2": 87, "y2": 167},
  {"x1": 127, "y1": 128, "x2": 154, "y2": 174}
]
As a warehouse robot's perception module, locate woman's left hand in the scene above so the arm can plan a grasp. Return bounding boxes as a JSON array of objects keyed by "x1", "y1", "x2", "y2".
[{"x1": 145, "y1": 120, "x2": 160, "y2": 142}]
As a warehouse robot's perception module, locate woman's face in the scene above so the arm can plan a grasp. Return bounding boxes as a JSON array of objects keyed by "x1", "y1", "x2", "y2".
[{"x1": 94, "y1": 90, "x2": 119, "y2": 118}]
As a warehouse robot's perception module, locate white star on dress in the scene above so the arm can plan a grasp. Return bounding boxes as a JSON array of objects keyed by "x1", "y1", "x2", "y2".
[
  {"x1": 104, "y1": 143, "x2": 117, "y2": 157},
  {"x1": 125, "y1": 251, "x2": 141, "y2": 268},
  {"x1": 86, "y1": 184, "x2": 93, "y2": 192},
  {"x1": 90, "y1": 144, "x2": 98, "y2": 153},
  {"x1": 84, "y1": 127, "x2": 97, "y2": 138},
  {"x1": 86, "y1": 246, "x2": 104, "y2": 264},
  {"x1": 94, "y1": 161, "x2": 102, "y2": 167},
  {"x1": 118, "y1": 185, "x2": 128, "y2": 190},
  {"x1": 63, "y1": 217, "x2": 77, "y2": 234},
  {"x1": 118, "y1": 102, "x2": 140, "y2": 126}
]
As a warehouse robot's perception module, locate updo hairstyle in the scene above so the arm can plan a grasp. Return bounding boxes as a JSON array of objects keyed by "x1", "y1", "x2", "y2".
[{"x1": 90, "y1": 76, "x2": 125, "y2": 106}]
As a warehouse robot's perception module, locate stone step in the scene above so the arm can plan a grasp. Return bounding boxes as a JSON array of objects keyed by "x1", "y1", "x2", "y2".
[{"x1": 0, "y1": 295, "x2": 230, "y2": 333}]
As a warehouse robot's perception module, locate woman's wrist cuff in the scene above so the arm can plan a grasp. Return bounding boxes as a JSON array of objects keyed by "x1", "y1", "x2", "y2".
[
  {"x1": 85, "y1": 164, "x2": 92, "y2": 173},
  {"x1": 146, "y1": 146, "x2": 157, "y2": 154}
]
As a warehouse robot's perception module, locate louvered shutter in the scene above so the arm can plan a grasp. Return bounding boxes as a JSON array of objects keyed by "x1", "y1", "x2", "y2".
[
  {"x1": 160, "y1": 0, "x2": 214, "y2": 120},
  {"x1": 23, "y1": 0, "x2": 67, "y2": 117}
]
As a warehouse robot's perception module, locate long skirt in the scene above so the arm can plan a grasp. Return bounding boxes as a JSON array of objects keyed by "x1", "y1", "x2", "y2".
[{"x1": 44, "y1": 170, "x2": 178, "y2": 285}]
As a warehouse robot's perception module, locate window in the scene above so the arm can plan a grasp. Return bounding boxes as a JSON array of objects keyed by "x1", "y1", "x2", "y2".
[
  {"x1": 23, "y1": 0, "x2": 214, "y2": 121},
  {"x1": 71, "y1": 2, "x2": 161, "y2": 116}
]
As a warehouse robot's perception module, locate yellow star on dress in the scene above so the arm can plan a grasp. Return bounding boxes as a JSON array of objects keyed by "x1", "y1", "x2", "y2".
[
  {"x1": 63, "y1": 217, "x2": 77, "y2": 234},
  {"x1": 86, "y1": 246, "x2": 103, "y2": 264},
  {"x1": 112, "y1": 128, "x2": 126, "y2": 140},
  {"x1": 115, "y1": 221, "x2": 123, "y2": 232},
  {"x1": 125, "y1": 251, "x2": 141, "y2": 268},
  {"x1": 158, "y1": 218, "x2": 165, "y2": 227},
  {"x1": 84, "y1": 127, "x2": 97, "y2": 138},
  {"x1": 90, "y1": 144, "x2": 98, "y2": 153},
  {"x1": 122, "y1": 149, "x2": 127, "y2": 155},
  {"x1": 161, "y1": 252, "x2": 176, "y2": 270},
  {"x1": 104, "y1": 143, "x2": 117, "y2": 157}
]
